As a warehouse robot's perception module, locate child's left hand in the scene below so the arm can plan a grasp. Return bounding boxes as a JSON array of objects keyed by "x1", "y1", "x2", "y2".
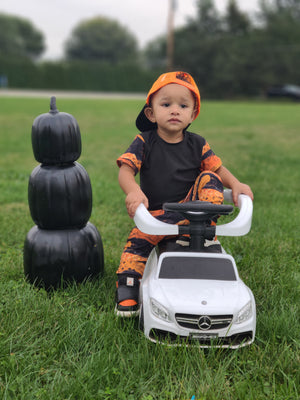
[
  {"x1": 215, "y1": 166, "x2": 254, "y2": 207},
  {"x1": 231, "y1": 183, "x2": 254, "y2": 206}
]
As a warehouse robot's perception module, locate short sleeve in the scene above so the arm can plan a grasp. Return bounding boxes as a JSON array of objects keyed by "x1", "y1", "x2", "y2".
[
  {"x1": 201, "y1": 140, "x2": 222, "y2": 172},
  {"x1": 116, "y1": 134, "x2": 145, "y2": 175}
]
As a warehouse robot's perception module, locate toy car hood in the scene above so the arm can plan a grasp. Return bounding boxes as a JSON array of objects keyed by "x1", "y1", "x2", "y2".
[{"x1": 150, "y1": 279, "x2": 250, "y2": 314}]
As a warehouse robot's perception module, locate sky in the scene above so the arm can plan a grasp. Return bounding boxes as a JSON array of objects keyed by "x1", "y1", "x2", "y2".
[{"x1": 0, "y1": 0, "x2": 260, "y2": 60}]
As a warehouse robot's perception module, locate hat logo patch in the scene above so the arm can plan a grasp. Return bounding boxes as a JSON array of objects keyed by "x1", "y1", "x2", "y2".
[{"x1": 176, "y1": 72, "x2": 193, "y2": 85}]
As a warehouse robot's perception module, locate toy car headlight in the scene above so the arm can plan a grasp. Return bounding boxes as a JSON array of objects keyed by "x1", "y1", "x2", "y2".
[
  {"x1": 150, "y1": 298, "x2": 171, "y2": 322},
  {"x1": 235, "y1": 301, "x2": 253, "y2": 324}
]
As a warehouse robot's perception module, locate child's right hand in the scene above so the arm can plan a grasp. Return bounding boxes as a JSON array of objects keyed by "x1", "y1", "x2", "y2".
[{"x1": 125, "y1": 190, "x2": 149, "y2": 218}]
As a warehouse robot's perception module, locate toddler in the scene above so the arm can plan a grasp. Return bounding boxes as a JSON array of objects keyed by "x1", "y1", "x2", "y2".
[{"x1": 116, "y1": 71, "x2": 253, "y2": 316}]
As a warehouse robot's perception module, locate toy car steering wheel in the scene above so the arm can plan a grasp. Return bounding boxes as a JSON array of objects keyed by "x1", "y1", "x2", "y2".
[{"x1": 163, "y1": 201, "x2": 233, "y2": 222}]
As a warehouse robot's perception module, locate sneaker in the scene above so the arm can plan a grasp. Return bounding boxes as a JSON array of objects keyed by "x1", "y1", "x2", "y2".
[
  {"x1": 115, "y1": 274, "x2": 140, "y2": 317},
  {"x1": 204, "y1": 238, "x2": 223, "y2": 253},
  {"x1": 176, "y1": 235, "x2": 190, "y2": 247}
]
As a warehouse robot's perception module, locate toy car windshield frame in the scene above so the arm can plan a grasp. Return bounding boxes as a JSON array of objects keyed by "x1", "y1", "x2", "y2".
[{"x1": 159, "y1": 255, "x2": 237, "y2": 281}]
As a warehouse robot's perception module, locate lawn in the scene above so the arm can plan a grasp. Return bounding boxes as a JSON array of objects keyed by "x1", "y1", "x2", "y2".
[{"x1": 0, "y1": 95, "x2": 299, "y2": 399}]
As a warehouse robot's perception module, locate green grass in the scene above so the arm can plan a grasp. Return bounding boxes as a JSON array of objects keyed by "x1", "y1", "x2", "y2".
[{"x1": 0, "y1": 95, "x2": 299, "y2": 399}]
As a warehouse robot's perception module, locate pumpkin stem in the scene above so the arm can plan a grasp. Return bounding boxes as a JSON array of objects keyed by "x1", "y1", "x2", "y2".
[{"x1": 49, "y1": 96, "x2": 59, "y2": 114}]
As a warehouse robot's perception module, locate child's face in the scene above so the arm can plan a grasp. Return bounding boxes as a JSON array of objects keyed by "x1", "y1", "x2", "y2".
[{"x1": 144, "y1": 84, "x2": 196, "y2": 140}]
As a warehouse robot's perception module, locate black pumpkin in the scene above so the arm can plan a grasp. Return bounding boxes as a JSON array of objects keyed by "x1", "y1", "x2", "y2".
[
  {"x1": 31, "y1": 97, "x2": 82, "y2": 164},
  {"x1": 24, "y1": 222, "x2": 104, "y2": 289},
  {"x1": 28, "y1": 162, "x2": 92, "y2": 229}
]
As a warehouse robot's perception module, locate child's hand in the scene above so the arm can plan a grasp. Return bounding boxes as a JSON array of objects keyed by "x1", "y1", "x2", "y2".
[
  {"x1": 118, "y1": 164, "x2": 149, "y2": 218},
  {"x1": 231, "y1": 183, "x2": 254, "y2": 206},
  {"x1": 215, "y1": 166, "x2": 254, "y2": 207},
  {"x1": 125, "y1": 190, "x2": 149, "y2": 218}
]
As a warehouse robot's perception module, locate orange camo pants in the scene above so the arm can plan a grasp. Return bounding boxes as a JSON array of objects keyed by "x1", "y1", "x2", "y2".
[{"x1": 117, "y1": 171, "x2": 224, "y2": 277}]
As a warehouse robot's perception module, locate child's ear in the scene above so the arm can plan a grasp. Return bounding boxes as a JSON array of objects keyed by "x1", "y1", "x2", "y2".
[
  {"x1": 144, "y1": 107, "x2": 156, "y2": 123},
  {"x1": 190, "y1": 108, "x2": 197, "y2": 123}
]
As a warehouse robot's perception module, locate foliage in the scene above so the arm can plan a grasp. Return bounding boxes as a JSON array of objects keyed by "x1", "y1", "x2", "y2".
[
  {"x1": 1, "y1": 0, "x2": 300, "y2": 98},
  {"x1": 0, "y1": 13, "x2": 44, "y2": 60},
  {"x1": 143, "y1": 0, "x2": 300, "y2": 98},
  {"x1": 225, "y1": 0, "x2": 251, "y2": 34},
  {"x1": 0, "y1": 96, "x2": 299, "y2": 399},
  {"x1": 0, "y1": 57, "x2": 161, "y2": 93},
  {"x1": 194, "y1": 0, "x2": 222, "y2": 34},
  {"x1": 259, "y1": 0, "x2": 300, "y2": 21},
  {"x1": 65, "y1": 16, "x2": 138, "y2": 64}
]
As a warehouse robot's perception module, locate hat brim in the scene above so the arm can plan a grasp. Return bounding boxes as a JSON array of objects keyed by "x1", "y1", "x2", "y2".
[{"x1": 136, "y1": 104, "x2": 157, "y2": 132}]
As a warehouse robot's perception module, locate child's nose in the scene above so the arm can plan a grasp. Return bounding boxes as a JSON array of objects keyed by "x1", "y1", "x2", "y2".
[{"x1": 170, "y1": 105, "x2": 180, "y2": 114}]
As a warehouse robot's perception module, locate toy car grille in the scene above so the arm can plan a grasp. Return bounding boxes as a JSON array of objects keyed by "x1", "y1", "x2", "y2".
[
  {"x1": 149, "y1": 329, "x2": 253, "y2": 347},
  {"x1": 175, "y1": 313, "x2": 233, "y2": 330}
]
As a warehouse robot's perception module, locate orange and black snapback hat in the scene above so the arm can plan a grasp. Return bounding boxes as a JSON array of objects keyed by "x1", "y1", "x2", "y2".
[{"x1": 136, "y1": 71, "x2": 201, "y2": 132}]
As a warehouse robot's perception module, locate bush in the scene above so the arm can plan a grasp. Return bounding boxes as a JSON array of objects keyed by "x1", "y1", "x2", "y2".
[{"x1": 0, "y1": 57, "x2": 161, "y2": 93}]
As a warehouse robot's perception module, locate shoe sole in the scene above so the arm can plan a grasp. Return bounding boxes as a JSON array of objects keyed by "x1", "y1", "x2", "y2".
[{"x1": 114, "y1": 305, "x2": 140, "y2": 318}]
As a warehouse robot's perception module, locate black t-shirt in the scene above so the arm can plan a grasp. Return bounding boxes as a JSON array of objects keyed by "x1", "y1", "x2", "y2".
[{"x1": 117, "y1": 130, "x2": 222, "y2": 210}]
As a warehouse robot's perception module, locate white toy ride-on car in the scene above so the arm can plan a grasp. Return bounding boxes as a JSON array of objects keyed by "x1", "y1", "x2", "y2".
[{"x1": 134, "y1": 189, "x2": 255, "y2": 348}]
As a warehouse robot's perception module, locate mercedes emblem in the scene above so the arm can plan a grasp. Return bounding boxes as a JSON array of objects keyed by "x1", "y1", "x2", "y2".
[{"x1": 198, "y1": 316, "x2": 212, "y2": 330}]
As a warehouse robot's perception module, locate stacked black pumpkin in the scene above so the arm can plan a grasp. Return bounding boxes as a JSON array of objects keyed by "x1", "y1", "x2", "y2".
[{"x1": 24, "y1": 97, "x2": 104, "y2": 288}]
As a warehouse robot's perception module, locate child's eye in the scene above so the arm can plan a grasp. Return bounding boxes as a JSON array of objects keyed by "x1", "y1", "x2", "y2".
[
  {"x1": 162, "y1": 103, "x2": 170, "y2": 107},
  {"x1": 181, "y1": 104, "x2": 188, "y2": 108}
]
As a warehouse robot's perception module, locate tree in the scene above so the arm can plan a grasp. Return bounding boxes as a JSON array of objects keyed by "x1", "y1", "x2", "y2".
[
  {"x1": 144, "y1": 0, "x2": 222, "y2": 74},
  {"x1": 259, "y1": 0, "x2": 300, "y2": 21},
  {"x1": 257, "y1": 0, "x2": 300, "y2": 85},
  {"x1": 225, "y1": 0, "x2": 251, "y2": 35},
  {"x1": 144, "y1": 0, "x2": 300, "y2": 98},
  {"x1": 0, "y1": 13, "x2": 45, "y2": 60},
  {"x1": 143, "y1": 36, "x2": 167, "y2": 69},
  {"x1": 194, "y1": 0, "x2": 222, "y2": 34},
  {"x1": 65, "y1": 16, "x2": 138, "y2": 63}
]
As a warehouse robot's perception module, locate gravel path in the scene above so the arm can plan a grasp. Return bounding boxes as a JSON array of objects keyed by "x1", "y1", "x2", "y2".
[{"x1": 0, "y1": 88, "x2": 145, "y2": 100}]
